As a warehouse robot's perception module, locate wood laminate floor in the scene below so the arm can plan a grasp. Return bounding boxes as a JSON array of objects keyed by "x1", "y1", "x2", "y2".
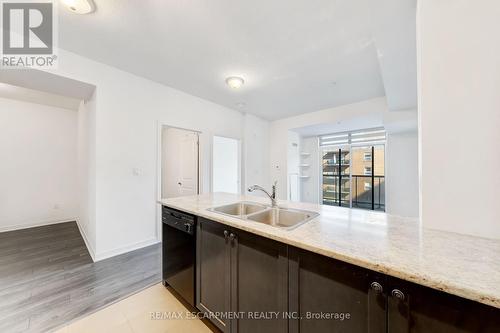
[{"x1": 0, "y1": 222, "x2": 161, "y2": 333}]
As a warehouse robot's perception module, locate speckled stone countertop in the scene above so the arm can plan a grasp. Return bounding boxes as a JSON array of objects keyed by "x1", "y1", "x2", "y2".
[{"x1": 159, "y1": 193, "x2": 500, "y2": 309}]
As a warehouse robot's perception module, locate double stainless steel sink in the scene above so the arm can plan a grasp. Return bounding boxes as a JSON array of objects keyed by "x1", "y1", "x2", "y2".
[{"x1": 208, "y1": 201, "x2": 318, "y2": 230}]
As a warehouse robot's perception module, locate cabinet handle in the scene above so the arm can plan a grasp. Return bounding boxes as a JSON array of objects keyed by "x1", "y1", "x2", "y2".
[
  {"x1": 370, "y1": 281, "x2": 383, "y2": 294},
  {"x1": 391, "y1": 289, "x2": 405, "y2": 301},
  {"x1": 229, "y1": 233, "x2": 236, "y2": 241},
  {"x1": 223, "y1": 230, "x2": 229, "y2": 239}
]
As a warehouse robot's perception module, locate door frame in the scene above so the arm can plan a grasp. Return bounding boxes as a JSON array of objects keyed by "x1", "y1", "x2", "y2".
[{"x1": 156, "y1": 121, "x2": 202, "y2": 241}]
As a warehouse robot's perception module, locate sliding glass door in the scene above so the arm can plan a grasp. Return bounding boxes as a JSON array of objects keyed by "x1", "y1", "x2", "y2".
[
  {"x1": 351, "y1": 145, "x2": 385, "y2": 211},
  {"x1": 321, "y1": 146, "x2": 350, "y2": 207},
  {"x1": 320, "y1": 129, "x2": 385, "y2": 211}
]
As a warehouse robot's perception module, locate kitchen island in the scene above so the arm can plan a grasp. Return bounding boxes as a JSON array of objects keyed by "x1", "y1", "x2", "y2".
[{"x1": 160, "y1": 193, "x2": 500, "y2": 332}]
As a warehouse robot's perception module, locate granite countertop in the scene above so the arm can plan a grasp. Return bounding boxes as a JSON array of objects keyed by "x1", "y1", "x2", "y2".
[{"x1": 159, "y1": 193, "x2": 500, "y2": 309}]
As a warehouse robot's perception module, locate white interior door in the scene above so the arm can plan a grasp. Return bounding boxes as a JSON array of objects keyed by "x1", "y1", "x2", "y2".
[
  {"x1": 162, "y1": 127, "x2": 199, "y2": 198},
  {"x1": 212, "y1": 136, "x2": 241, "y2": 194},
  {"x1": 178, "y1": 132, "x2": 199, "y2": 195}
]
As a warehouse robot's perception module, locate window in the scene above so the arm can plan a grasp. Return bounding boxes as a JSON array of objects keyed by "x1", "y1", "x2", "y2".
[{"x1": 320, "y1": 128, "x2": 385, "y2": 211}]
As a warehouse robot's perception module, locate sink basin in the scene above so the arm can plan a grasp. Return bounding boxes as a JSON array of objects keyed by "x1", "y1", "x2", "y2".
[
  {"x1": 247, "y1": 207, "x2": 319, "y2": 230},
  {"x1": 209, "y1": 202, "x2": 267, "y2": 217},
  {"x1": 208, "y1": 202, "x2": 318, "y2": 230}
]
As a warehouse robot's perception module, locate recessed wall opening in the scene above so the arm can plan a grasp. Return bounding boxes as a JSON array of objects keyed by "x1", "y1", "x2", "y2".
[
  {"x1": 287, "y1": 119, "x2": 414, "y2": 217},
  {"x1": 0, "y1": 87, "x2": 82, "y2": 231},
  {"x1": 0, "y1": 70, "x2": 96, "y2": 250}
]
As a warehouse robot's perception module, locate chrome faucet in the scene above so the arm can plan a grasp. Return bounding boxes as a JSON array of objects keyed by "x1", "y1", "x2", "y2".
[{"x1": 247, "y1": 181, "x2": 278, "y2": 207}]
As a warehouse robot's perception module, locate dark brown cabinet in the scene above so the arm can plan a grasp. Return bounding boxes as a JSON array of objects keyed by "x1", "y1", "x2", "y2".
[
  {"x1": 196, "y1": 218, "x2": 230, "y2": 332},
  {"x1": 386, "y1": 277, "x2": 500, "y2": 333},
  {"x1": 289, "y1": 247, "x2": 500, "y2": 333},
  {"x1": 197, "y1": 217, "x2": 288, "y2": 333},
  {"x1": 288, "y1": 247, "x2": 387, "y2": 333},
  {"x1": 194, "y1": 215, "x2": 500, "y2": 333},
  {"x1": 230, "y1": 226, "x2": 288, "y2": 333}
]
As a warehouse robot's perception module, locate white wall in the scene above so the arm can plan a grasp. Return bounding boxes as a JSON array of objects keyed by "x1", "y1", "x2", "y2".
[
  {"x1": 243, "y1": 114, "x2": 270, "y2": 193},
  {"x1": 417, "y1": 1, "x2": 500, "y2": 238},
  {"x1": 77, "y1": 95, "x2": 97, "y2": 255},
  {"x1": 44, "y1": 49, "x2": 269, "y2": 260},
  {"x1": 385, "y1": 131, "x2": 419, "y2": 217},
  {"x1": 0, "y1": 83, "x2": 82, "y2": 110},
  {"x1": 0, "y1": 98, "x2": 78, "y2": 231}
]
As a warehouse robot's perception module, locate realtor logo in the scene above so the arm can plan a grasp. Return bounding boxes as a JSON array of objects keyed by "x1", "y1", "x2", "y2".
[{"x1": 1, "y1": 0, "x2": 58, "y2": 68}]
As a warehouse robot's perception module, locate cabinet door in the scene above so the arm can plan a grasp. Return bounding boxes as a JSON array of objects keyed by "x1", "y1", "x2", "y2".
[
  {"x1": 229, "y1": 229, "x2": 288, "y2": 333},
  {"x1": 196, "y1": 218, "x2": 231, "y2": 332},
  {"x1": 387, "y1": 278, "x2": 500, "y2": 333},
  {"x1": 289, "y1": 247, "x2": 387, "y2": 333}
]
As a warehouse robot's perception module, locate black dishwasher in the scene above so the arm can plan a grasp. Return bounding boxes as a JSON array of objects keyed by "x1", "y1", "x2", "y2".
[{"x1": 162, "y1": 206, "x2": 196, "y2": 307}]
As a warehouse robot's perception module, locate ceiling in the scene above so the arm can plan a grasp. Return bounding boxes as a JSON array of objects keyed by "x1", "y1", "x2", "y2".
[
  {"x1": 58, "y1": 0, "x2": 416, "y2": 120},
  {"x1": 293, "y1": 115, "x2": 384, "y2": 137}
]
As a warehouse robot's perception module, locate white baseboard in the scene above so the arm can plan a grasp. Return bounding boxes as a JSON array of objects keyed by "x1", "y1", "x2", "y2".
[
  {"x1": 75, "y1": 218, "x2": 96, "y2": 262},
  {"x1": 94, "y1": 237, "x2": 161, "y2": 262},
  {"x1": 0, "y1": 217, "x2": 160, "y2": 264},
  {"x1": 0, "y1": 218, "x2": 77, "y2": 233}
]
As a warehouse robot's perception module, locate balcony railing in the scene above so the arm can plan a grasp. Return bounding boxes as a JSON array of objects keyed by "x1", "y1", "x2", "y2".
[
  {"x1": 322, "y1": 175, "x2": 385, "y2": 211},
  {"x1": 352, "y1": 175, "x2": 385, "y2": 211},
  {"x1": 323, "y1": 159, "x2": 350, "y2": 166}
]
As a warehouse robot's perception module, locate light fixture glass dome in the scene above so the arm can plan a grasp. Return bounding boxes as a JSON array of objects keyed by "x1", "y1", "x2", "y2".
[
  {"x1": 225, "y1": 76, "x2": 244, "y2": 89},
  {"x1": 62, "y1": 0, "x2": 95, "y2": 14}
]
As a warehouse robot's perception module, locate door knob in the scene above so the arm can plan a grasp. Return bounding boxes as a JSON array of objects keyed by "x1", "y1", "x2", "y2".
[
  {"x1": 391, "y1": 289, "x2": 405, "y2": 301},
  {"x1": 370, "y1": 281, "x2": 383, "y2": 294},
  {"x1": 229, "y1": 233, "x2": 236, "y2": 241},
  {"x1": 223, "y1": 230, "x2": 229, "y2": 239}
]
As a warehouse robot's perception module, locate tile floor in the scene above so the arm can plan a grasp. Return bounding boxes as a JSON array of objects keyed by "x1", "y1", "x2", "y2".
[{"x1": 54, "y1": 283, "x2": 213, "y2": 333}]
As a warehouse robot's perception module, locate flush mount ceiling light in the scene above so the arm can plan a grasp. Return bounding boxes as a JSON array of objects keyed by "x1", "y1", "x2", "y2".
[
  {"x1": 62, "y1": 0, "x2": 96, "y2": 14},
  {"x1": 225, "y1": 76, "x2": 244, "y2": 89}
]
